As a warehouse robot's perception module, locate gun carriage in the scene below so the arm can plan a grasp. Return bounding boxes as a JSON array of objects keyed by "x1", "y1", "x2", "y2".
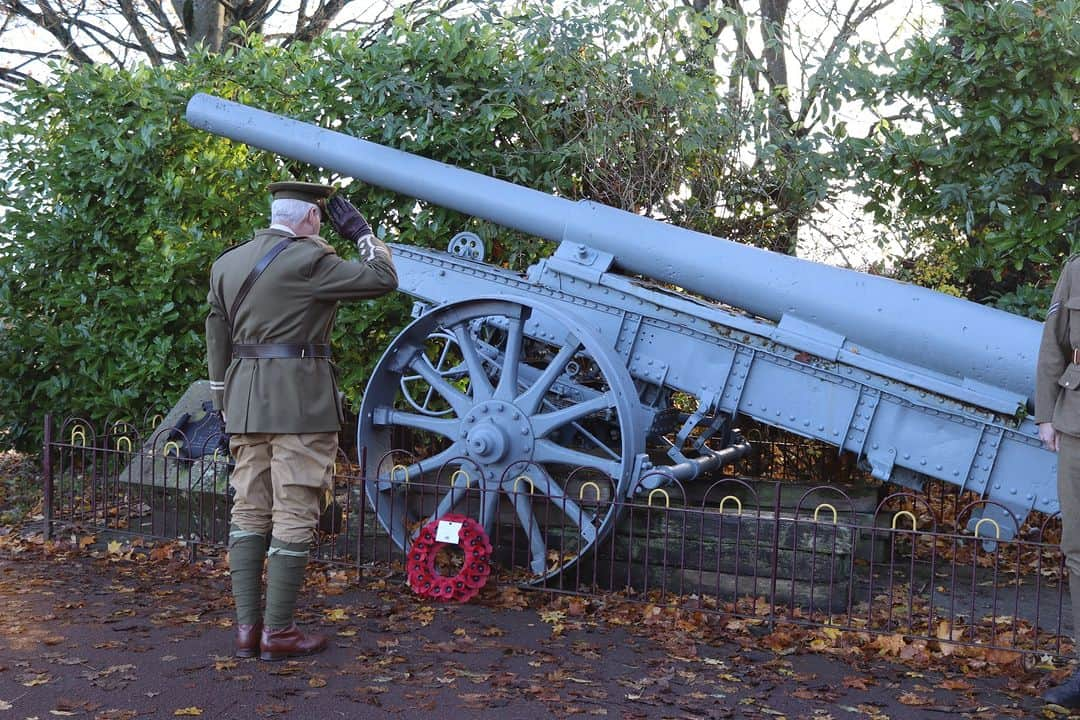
[{"x1": 186, "y1": 93, "x2": 1056, "y2": 582}]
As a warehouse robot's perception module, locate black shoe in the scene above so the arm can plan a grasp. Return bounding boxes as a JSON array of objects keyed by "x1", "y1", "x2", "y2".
[{"x1": 1045, "y1": 668, "x2": 1080, "y2": 709}]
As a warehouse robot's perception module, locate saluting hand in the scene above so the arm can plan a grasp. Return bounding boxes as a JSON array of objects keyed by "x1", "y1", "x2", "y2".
[
  {"x1": 327, "y1": 195, "x2": 371, "y2": 241},
  {"x1": 327, "y1": 195, "x2": 390, "y2": 262}
]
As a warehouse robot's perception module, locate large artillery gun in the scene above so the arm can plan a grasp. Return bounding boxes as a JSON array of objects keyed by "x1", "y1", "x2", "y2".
[{"x1": 186, "y1": 93, "x2": 1055, "y2": 581}]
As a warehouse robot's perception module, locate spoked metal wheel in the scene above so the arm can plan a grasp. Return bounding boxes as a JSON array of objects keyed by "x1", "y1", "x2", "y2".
[{"x1": 358, "y1": 296, "x2": 643, "y2": 582}]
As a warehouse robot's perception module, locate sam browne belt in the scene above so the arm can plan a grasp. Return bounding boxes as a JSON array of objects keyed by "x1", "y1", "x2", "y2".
[{"x1": 232, "y1": 343, "x2": 331, "y2": 359}]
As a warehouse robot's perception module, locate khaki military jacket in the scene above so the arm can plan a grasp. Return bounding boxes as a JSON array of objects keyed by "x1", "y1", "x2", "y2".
[
  {"x1": 1036, "y1": 255, "x2": 1080, "y2": 437},
  {"x1": 205, "y1": 227, "x2": 398, "y2": 434}
]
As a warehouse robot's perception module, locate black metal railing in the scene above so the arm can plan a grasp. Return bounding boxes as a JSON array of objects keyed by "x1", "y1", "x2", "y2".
[{"x1": 42, "y1": 414, "x2": 1071, "y2": 660}]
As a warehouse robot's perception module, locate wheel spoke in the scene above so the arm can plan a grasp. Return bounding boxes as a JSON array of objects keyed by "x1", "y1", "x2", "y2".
[
  {"x1": 530, "y1": 468, "x2": 597, "y2": 543},
  {"x1": 562, "y1": 420, "x2": 621, "y2": 461},
  {"x1": 452, "y1": 322, "x2": 494, "y2": 402},
  {"x1": 532, "y1": 439, "x2": 622, "y2": 478},
  {"x1": 509, "y1": 488, "x2": 548, "y2": 575},
  {"x1": 530, "y1": 393, "x2": 615, "y2": 440},
  {"x1": 479, "y1": 484, "x2": 500, "y2": 539},
  {"x1": 376, "y1": 443, "x2": 464, "y2": 489},
  {"x1": 400, "y1": 369, "x2": 464, "y2": 416},
  {"x1": 409, "y1": 354, "x2": 473, "y2": 416},
  {"x1": 516, "y1": 339, "x2": 582, "y2": 414},
  {"x1": 382, "y1": 409, "x2": 459, "y2": 439},
  {"x1": 494, "y1": 314, "x2": 525, "y2": 401}
]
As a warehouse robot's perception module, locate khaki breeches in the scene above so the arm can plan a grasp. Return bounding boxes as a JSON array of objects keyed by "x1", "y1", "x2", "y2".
[
  {"x1": 228, "y1": 432, "x2": 339, "y2": 545},
  {"x1": 1058, "y1": 432, "x2": 1080, "y2": 654}
]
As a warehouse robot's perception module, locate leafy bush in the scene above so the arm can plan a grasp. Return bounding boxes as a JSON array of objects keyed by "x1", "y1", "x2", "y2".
[
  {"x1": 0, "y1": 11, "x2": 729, "y2": 451},
  {"x1": 851, "y1": 0, "x2": 1079, "y2": 316}
]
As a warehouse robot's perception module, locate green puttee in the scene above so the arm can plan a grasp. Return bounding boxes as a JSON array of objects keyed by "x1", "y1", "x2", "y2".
[
  {"x1": 264, "y1": 537, "x2": 310, "y2": 630},
  {"x1": 228, "y1": 531, "x2": 269, "y2": 625}
]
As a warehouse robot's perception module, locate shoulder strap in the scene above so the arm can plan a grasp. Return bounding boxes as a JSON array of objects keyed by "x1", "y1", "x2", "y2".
[{"x1": 228, "y1": 236, "x2": 295, "y2": 334}]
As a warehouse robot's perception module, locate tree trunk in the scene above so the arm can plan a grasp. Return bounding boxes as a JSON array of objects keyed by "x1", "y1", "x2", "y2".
[{"x1": 172, "y1": 0, "x2": 227, "y2": 52}]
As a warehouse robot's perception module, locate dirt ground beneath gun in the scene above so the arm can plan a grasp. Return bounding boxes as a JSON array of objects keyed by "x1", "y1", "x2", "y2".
[{"x1": 0, "y1": 529, "x2": 1067, "y2": 720}]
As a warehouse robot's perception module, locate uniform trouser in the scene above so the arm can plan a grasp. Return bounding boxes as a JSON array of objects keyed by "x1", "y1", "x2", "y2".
[
  {"x1": 228, "y1": 432, "x2": 339, "y2": 545},
  {"x1": 1058, "y1": 432, "x2": 1080, "y2": 657}
]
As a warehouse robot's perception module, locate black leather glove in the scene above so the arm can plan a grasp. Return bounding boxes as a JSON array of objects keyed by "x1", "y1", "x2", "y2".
[
  {"x1": 327, "y1": 194, "x2": 373, "y2": 243},
  {"x1": 327, "y1": 195, "x2": 388, "y2": 261}
]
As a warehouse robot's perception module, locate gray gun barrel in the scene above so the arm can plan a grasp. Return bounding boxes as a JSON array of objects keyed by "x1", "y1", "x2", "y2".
[{"x1": 185, "y1": 92, "x2": 1042, "y2": 402}]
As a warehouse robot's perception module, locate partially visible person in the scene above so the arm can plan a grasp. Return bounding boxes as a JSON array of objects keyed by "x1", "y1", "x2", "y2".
[
  {"x1": 205, "y1": 181, "x2": 397, "y2": 661},
  {"x1": 1037, "y1": 254, "x2": 1080, "y2": 708}
]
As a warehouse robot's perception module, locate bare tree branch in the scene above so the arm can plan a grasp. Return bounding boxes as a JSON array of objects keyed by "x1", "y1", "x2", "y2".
[
  {"x1": 236, "y1": 0, "x2": 278, "y2": 28},
  {"x1": 117, "y1": 0, "x2": 164, "y2": 65},
  {"x1": 0, "y1": 0, "x2": 371, "y2": 83},
  {"x1": 3, "y1": 0, "x2": 96, "y2": 66},
  {"x1": 140, "y1": 0, "x2": 188, "y2": 60},
  {"x1": 62, "y1": 10, "x2": 154, "y2": 65},
  {"x1": 289, "y1": 0, "x2": 349, "y2": 45},
  {"x1": 796, "y1": 0, "x2": 897, "y2": 128}
]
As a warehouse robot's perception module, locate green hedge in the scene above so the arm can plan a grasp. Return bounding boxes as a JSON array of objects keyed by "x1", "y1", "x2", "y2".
[{"x1": 0, "y1": 13, "x2": 726, "y2": 451}]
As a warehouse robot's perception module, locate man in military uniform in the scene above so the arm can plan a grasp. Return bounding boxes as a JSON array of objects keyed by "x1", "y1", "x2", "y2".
[
  {"x1": 1037, "y1": 255, "x2": 1080, "y2": 707},
  {"x1": 206, "y1": 181, "x2": 397, "y2": 661}
]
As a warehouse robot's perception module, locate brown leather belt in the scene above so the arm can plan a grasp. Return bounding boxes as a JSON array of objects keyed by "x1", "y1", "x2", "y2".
[{"x1": 232, "y1": 343, "x2": 331, "y2": 359}]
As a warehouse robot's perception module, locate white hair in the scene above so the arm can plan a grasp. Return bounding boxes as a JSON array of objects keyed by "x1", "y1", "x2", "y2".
[{"x1": 271, "y1": 198, "x2": 317, "y2": 227}]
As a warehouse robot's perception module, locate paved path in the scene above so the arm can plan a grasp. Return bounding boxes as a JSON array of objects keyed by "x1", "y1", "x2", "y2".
[{"x1": 0, "y1": 541, "x2": 1060, "y2": 719}]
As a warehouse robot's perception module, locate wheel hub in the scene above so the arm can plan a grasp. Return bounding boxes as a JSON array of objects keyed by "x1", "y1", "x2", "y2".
[
  {"x1": 465, "y1": 424, "x2": 507, "y2": 461},
  {"x1": 462, "y1": 400, "x2": 532, "y2": 470}
]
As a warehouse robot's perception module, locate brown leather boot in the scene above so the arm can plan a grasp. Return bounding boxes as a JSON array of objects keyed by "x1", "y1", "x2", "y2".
[
  {"x1": 234, "y1": 622, "x2": 262, "y2": 658},
  {"x1": 259, "y1": 623, "x2": 328, "y2": 661}
]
